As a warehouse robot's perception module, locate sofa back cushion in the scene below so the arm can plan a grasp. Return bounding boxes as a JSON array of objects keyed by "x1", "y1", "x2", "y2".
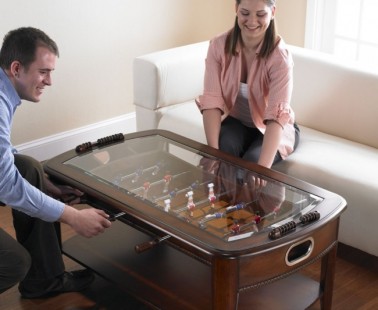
[{"x1": 290, "y1": 45, "x2": 378, "y2": 149}]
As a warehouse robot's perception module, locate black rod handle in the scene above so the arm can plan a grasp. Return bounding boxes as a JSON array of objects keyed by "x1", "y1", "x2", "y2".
[{"x1": 75, "y1": 133, "x2": 124, "y2": 153}]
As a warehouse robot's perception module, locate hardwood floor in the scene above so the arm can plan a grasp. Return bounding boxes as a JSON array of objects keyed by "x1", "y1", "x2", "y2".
[
  {"x1": 1, "y1": 206, "x2": 377, "y2": 310},
  {"x1": 304, "y1": 252, "x2": 378, "y2": 310},
  {"x1": 0, "y1": 206, "x2": 149, "y2": 310}
]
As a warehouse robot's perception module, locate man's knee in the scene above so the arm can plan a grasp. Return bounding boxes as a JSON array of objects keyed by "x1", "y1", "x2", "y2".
[
  {"x1": 13, "y1": 154, "x2": 44, "y2": 190},
  {"x1": 9, "y1": 248, "x2": 31, "y2": 285},
  {"x1": 0, "y1": 231, "x2": 31, "y2": 294}
]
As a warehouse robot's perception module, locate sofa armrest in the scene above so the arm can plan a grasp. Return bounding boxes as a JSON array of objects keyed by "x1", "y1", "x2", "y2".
[{"x1": 133, "y1": 41, "x2": 209, "y2": 130}]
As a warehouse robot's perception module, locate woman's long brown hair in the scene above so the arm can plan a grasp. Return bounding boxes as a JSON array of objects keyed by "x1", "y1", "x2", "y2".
[{"x1": 225, "y1": 0, "x2": 277, "y2": 58}]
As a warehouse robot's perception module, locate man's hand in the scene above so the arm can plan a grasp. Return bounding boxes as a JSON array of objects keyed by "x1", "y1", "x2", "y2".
[
  {"x1": 60, "y1": 206, "x2": 112, "y2": 238},
  {"x1": 45, "y1": 176, "x2": 83, "y2": 204}
]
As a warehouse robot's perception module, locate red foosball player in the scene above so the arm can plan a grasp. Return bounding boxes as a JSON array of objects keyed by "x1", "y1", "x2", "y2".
[
  {"x1": 230, "y1": 222, "x2": 241, "y2": 234},
  {"x1": 254, "y1": 212, "x2": 261, "y2": 224},
  {"x1": 208, "y1": 183, "x2": 216, "y2": 208},
  {"x1": 143, "y1": 181, "x2": 150, "y2": 199},
  {"x1": 163, "y1": 174, "x2": 172, "y2": 193},
  {"x1": 186, "y1": 191, "x2": 196, "y2": 217}
]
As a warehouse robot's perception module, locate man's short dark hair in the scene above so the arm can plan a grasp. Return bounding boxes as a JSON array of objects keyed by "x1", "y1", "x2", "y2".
[{"x1": 0, "y1": 27, "x2": 59, "y2": 70}]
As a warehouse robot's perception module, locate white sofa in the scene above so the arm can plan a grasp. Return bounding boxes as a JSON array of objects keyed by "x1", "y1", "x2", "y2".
[{"x1": 133, "y1": 41, "x2": 378, "y2": 257}]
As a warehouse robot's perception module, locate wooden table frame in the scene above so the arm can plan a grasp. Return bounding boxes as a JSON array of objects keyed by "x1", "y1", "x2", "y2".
[{"x1": 44, "y1": 130, "x2": 346, "y2": 310}]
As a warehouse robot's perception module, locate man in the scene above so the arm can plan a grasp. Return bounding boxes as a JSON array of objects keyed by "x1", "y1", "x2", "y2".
[{"x1": 0, "y1": 27, "x2": 112, "y2": 298}]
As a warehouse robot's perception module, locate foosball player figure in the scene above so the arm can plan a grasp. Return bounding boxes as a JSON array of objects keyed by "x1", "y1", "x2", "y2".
[
  {"x1": 113, "y1": 173, "x2": 123, "y2": 186},
  {"x1": 132, "y1": 167, "x2": 143, "y2": 183},
  {"x1": 143, "y1": 181, "x2": 150, "y2": 199},
  {"x1": 152, "y1": 161, "x2": 164, "y2": 176},
  {"x1": 186, "y1": 190, "x2": 196, "y2": 217},
  {"x1": 169, "y1": 189, "x2": 177, "y2": 199},
  {"x1": 254, "y1": 211, "x2": 261, "y2": 224},
  {"x1": 163, "y1": 174, "x2": 172, "y2": 193},
  {"x1": 164, "y1": 198, "x2": 171, "y2": 212},
  {"x1": 208, "y1": 183, "x2": 216, "y2": 208},
  {"x1": 190, "y1": 180, "x2": 200, "y2": 190},
  {"x1": 230, "y1": 221, "x2": 241, "y2": 234}
]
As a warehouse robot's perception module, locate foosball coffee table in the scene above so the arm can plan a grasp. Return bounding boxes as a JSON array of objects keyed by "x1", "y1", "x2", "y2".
[{"x1": 44, "y1": 130, "x2": 346, "y2": 310}]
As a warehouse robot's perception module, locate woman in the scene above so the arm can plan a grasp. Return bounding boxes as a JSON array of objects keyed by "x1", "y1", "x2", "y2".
[{"x1": 196, "y1": 0, "x2": 299, "y2": 169}]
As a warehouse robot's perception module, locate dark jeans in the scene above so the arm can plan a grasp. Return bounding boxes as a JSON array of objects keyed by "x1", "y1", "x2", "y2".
[
  {"x1": 219, "y1": 116, "x2": 300, "y2": 165},
  {"x1": 0, "y1": 154, "x2": 65, "y2": 295}
]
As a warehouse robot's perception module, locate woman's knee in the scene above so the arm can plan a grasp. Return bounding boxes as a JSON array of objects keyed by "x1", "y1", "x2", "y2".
[
  {"x1": 242, "y1": 149, "x2": 260, "y2": 163},
  {"x1": 219, "y1": 135, "x2": 244, "y2": 156},
  {"x1": 219, "y1": 119, "x2": 247, "y2": 156}
]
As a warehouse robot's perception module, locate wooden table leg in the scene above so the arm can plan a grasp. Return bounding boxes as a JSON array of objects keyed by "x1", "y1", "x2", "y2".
[
  {"x1": 212, "y1": 257, "x2": 239, "y2": 310},
  {"x1": 320, "y1": 242, "x2": 338, "y2": 310}
]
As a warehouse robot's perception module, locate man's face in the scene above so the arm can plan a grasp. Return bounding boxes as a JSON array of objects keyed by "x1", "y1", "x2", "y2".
[{"x1": 14, "y1": 46, "x2": 57, "y2": 102}]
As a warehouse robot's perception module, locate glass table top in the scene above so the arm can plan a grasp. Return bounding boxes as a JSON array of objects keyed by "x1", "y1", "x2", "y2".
[{"x1": 63, "y1": 134, "x2": 324, "y2": 245}]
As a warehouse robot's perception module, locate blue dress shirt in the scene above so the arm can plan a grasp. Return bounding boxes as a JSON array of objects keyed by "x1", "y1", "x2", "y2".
[{"x1": 0, "y1": 68, "x2": 64, "y2": 222}]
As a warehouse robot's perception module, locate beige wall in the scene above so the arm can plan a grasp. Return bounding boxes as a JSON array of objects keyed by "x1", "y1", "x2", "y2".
[
  {"x1": 2, "y1": 0, "x2": 304, "y2": 145},
  {"x1": 2, "y1": 0, "x2": 235, "y2": 145},
  {"x1": 276, "y1": 0, "x2": 307, "y2": 47}
]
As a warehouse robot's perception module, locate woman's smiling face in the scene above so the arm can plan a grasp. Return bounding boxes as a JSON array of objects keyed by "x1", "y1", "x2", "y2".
[{"x1": 236, "y1": 0, "x2": 275, "y2": 44}]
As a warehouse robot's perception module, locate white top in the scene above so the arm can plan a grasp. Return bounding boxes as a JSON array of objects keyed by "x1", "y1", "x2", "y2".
[{"x1": 229, "y1": 83, "x2": 255, "y2": 128}]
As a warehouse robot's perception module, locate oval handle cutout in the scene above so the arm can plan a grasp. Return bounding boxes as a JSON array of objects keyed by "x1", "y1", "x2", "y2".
[{"x1": 285, "y1": 237, "x2": 314, "y2": 266}]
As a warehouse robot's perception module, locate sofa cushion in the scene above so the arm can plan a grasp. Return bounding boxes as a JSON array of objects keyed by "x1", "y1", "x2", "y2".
[
  {"x1": 274, "y1": 126, "x2": 378, "y2": 256},
  {"x1": 158, "y1": 100, "x2": 207, "y2": 144}
]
